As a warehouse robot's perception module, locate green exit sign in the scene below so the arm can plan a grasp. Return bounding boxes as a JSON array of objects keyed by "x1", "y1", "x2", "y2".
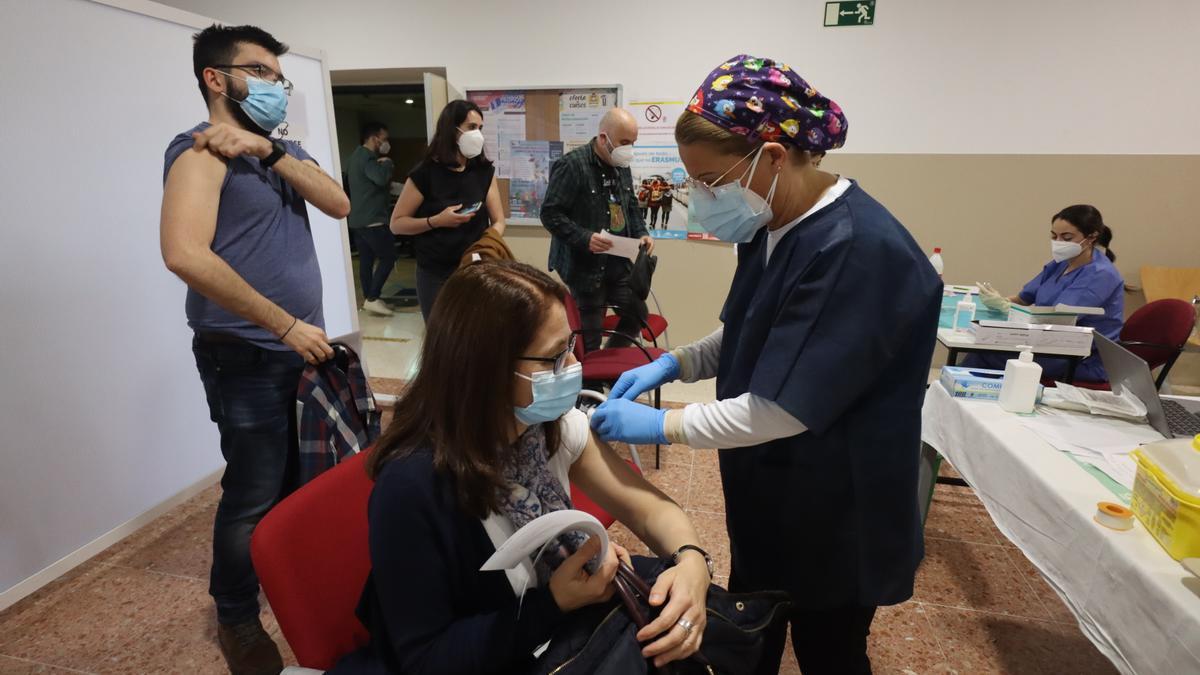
[{"x1": 825, "y1": 0, "x2": 875, "y2": 26}]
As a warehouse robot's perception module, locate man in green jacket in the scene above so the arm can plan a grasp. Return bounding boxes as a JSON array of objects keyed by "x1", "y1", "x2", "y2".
[{"x1": 348, "y1": 121, "x2": 396, "y2": 316}]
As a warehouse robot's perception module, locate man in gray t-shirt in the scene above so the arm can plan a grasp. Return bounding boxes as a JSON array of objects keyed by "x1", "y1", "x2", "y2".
[{"x1": 159, "y1": 24, "x2": 349, "y2": 674}]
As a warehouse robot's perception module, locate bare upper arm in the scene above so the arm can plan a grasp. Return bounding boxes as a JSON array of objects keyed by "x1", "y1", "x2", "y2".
[
  {"x1": 160, "y1": 148, "x2": 226, "y2": 265},
  {"x1": 391, "y1": 178, "x2": 424, "y2": 220},
  {"x1": 486, "y1": 175, "x2": 503, "y2": 216},
  {"x1": 568, "y1": 430, "x2": 672, "y2": 527}
]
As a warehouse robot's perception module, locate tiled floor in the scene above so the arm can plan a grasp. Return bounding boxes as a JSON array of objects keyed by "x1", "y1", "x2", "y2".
[{"x1": 0, "y1": 394, "x2": 1117, "y2": 674}]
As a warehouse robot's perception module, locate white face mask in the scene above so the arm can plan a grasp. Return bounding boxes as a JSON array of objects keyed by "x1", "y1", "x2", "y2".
[
  {"x1": 457, "y1": 128, "x2": 485, "y2": 158},
  {"x1": 1051, "y1": 240, "x2": 1084, "y2": 262},
  {"x1": 378, "y1": 140, "x2": 391, "y2": 155},
  {"x1": 603, "y1": 133, "x2": 635, "y2": 168}
]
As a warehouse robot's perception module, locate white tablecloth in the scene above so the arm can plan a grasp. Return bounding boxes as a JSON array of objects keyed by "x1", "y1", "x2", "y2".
[{"x1": 921, "y1": 383, "x2": 1200, "y2": 675}]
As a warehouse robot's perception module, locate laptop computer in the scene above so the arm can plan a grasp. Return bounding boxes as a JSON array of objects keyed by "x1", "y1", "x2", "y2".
[{"x1": 1094, "y1": 333, "x2": 1200, "y2": 439}]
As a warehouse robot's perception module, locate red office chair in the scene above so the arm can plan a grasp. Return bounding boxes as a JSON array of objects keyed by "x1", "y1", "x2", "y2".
[
  {"x1": 563, "y1": 293, "x2": 668, "y2": 467},
  {"x1": 600, "y1": 309, "x2": 669, "y2": 346},
  {"x1": 1050, "y1": 299, "x2": 1197, "y2": 391},
  {"x1": 251, "y1": 449, "x2": 643, "y2": 669},
  {"x1": 251, "y1": 451, "x2": 373, "y2": 670}
]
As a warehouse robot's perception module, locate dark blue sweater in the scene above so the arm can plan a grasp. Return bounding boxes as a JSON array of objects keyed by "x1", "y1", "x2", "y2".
[{"x1": 330, "y1": 450, "x2": 564, "y2": 674}]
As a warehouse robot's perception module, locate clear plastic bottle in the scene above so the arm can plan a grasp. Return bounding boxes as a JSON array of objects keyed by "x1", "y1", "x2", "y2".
[{"x1": 953, "y1": 292, "x2": 976, "y2": 333}]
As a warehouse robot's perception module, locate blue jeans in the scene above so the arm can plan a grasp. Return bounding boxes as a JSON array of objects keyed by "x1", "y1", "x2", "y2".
[
  {"x1": 354, "y1": 226, "x2": 397, "y2": 301},
  {"x1": 193, "y1": 335, "x2": 305, "y2": 625}
]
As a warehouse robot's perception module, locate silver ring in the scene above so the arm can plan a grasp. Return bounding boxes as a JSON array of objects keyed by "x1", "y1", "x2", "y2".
[{"x1": 676, "y1": 617, "x2": 694, "y2": 635}]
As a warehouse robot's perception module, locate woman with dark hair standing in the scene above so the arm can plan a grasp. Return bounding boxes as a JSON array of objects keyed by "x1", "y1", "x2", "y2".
[
  {"x1": 331, "y1": 261, "x2": 711, "y2": 674},
  {"x1": 974, "y1": 204, "x2": 1125, "y2": 381},
  {"x1": 390, "y1": 100, "x2": 507, "y2": 319}
]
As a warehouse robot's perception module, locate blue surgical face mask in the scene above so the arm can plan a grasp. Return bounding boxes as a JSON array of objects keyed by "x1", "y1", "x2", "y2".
[
  {"x1": 688, "y1": 146, "x2": 778, "y2": 243},
  {"x1": 513, "y1": 363, "x2": 583, "y2": 425},
  {"x1": 221, "y1": 72, "x2": 289, "y2": 132}
]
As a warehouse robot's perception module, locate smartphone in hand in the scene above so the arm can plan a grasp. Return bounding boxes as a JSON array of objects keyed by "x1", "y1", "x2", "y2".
[{"x1": 456, "y1": 202, "x2": 483, "y2": 216}]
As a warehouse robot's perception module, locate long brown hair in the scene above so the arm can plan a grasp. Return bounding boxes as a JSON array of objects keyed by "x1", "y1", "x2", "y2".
[{"x1": 365, "y1": 261, "x2": 566, "y2": 519}]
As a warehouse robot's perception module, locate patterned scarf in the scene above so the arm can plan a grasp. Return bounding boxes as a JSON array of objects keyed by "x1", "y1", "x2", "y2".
[{"x1": 498, "y1": 423, "x2": 587, "y2": 584}]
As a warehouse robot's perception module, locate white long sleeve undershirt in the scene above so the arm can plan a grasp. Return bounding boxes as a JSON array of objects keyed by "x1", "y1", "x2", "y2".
[{"x1": 666, "y1": 327, "x2": 808, "y2": 449}]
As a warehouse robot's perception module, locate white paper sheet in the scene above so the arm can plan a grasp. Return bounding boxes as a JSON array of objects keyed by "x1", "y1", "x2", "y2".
[
  {"x1": 1019, "y1": 408, "x2": 1164, "y2": 489},
  {"x1": 597, "y1": 231, "x2": 642, "y2": 262},
  {"x1": 480, "y1": 509, "x2": 608, "y2": 571},
  {"x1": 496, "y1": 112, "x2": 527, "y2": 180}
]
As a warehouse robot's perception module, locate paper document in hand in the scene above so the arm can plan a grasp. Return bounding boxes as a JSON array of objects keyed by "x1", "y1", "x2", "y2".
[
  {"x1": 480, "y1": 509, "x2": 608, "y2": 571},
  {"x1": 597, "y1": 231, "x2": 642, "y2": 262}
]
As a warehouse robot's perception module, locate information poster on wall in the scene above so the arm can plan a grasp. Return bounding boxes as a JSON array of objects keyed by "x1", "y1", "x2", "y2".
[
  {"x1": 627, "y1": 100, "x2": 713, "y2": 240},
  {"x1": 468, "y1": 91, "x2": 526, "y2": 179},
  {"x1": 559, "y1": 90, "x2": 613, "y2": 144},
  {"x1": 508, "y1": 140, "x2": 564, "y2": 220}
]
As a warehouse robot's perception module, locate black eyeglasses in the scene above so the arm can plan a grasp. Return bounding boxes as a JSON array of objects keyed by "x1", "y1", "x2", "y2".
[
  {"x1": 517, "y1": 334, "x2": 577, "y2": 375},
  {"x1": 213, "y1": 63, "x2": 294, "y2": 95}
]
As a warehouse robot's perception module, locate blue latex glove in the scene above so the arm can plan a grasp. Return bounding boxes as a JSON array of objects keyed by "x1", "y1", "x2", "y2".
[
  {"x1": 590, "y1": 398, "x2": 668, "y2": 445},
  {"x1": 609, "y1": 353, "x2": 681, "y2": 401}
]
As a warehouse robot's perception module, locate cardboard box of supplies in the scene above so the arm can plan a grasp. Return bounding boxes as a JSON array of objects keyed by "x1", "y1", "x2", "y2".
[
  {"x1": 939, "y1": 366, "x2": 1045, "y2": 402},
  {"x1": 940, "y1": 366, "x2": 1006, "y2": 400},
  {"x1": 971, "y1": 321, "x2": 1094, "y2": 352}
]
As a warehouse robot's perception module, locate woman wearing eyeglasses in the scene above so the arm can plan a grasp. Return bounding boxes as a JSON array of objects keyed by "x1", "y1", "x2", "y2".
[
  {"x1": 332, "y1": 261, "x2": 711, "y2": 674},
  {"x1": 590, "y1": 56, "x2": 943, "y2": 674},
  {"x1": 390, "y1": 100, "x2": 508, "y2": 320}
]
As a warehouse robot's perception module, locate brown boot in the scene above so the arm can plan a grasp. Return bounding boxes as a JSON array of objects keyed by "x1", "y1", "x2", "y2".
[{"x1": 216, "y1": 617, "x2": 284, "y2": 675}]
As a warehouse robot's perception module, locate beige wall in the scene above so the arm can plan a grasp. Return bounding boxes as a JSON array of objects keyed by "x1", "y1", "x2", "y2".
[
  {"x1": 505, "y1": 155, "x2": 1200, "y2": 387},
  {"x1": 504, "y1": 230, "x2": 736, "y2": 349}
]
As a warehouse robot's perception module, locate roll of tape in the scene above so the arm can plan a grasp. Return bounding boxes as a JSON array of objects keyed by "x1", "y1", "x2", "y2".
[{"x1": 1094, "y1": 502, "x2": 1134, "y2": 531}]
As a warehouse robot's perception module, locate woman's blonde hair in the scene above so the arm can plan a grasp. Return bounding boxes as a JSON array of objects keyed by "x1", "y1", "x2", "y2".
[{"x1": 675, "y1": 110, "x2": 814, "y2": 165}]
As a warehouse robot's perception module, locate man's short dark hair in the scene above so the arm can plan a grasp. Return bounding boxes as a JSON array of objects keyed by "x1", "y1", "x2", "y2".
[
  {"x1": 361, "y1": 122, "x2": 388, "y2": 144},
  {"x1": 192, "y1": 24, "x2": 288, "y2": 104}
]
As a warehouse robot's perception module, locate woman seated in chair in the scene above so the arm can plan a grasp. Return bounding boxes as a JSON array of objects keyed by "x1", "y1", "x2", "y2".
[
  {"x1": 973, "y1": 204, "x2": 1125, "y2": 382},
  {"x1": 332, "y1": 261, "x2": 711, "y2": 674}
]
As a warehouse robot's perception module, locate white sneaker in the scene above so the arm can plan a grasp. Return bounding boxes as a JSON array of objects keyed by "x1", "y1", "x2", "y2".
[{"x1": 362, "y1": 299, "x2": 394, "y2": 316}]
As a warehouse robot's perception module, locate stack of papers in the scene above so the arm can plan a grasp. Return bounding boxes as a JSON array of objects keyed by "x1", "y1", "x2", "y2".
[
  {"x1": 1041, "y1": 382, "x2": 1148, "y2": 422},
  {"x1": 1019, "y1": 407, "x2": 1164, "y2": 490}
]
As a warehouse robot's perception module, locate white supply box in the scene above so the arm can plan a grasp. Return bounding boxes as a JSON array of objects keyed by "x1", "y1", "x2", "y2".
[
  {"x1": 971, "y1": 321, "x2": 1094, "y2": 352},
  {"x1": 1008, "y1": 304, "x2": 1105, "y2": 326}
]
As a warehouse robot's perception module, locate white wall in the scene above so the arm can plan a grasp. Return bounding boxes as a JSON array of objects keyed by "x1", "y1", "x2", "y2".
[
  {"x1": 157, "y1": 0, "x2": 1200, "y2": 154},
  {"x1": 0, "y1": 0, "x2": 351, "y2": 606}
]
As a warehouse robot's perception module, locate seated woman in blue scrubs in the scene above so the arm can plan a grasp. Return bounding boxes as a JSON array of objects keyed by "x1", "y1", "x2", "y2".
[
  {"x1": 589, "y1": 55, "x2": 943, "y2": 675},
  {"x1": 332, "y1": 261, "x2": 711, "y2": 674},
  {"x1": 974, "y1": 205, "x2": 1124, "y2": 381}
]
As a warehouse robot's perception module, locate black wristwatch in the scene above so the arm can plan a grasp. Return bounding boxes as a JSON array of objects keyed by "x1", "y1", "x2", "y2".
[
  {"x1": 671, "y1": 545, "x2": 714, "y2": 579},
  {"x1": 261, "y1": 139, "x2": 287, "y2": 169}
]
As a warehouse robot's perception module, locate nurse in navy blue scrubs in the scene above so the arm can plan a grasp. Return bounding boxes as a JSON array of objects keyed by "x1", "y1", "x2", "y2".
[{"x1": 589, "y1": 55, "x2": 943, "y2": 674}]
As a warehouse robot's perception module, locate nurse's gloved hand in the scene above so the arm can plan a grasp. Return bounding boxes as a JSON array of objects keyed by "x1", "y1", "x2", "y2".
[
  {"x1": 977, "y1": 282, "x2": 1011, "y2": 312},
  {"x1": 609, "y1": 354, "x2": 681, "y2": 401},
  {"x1": 590, "y1": 399, "x2": 668, "y2": 445}
]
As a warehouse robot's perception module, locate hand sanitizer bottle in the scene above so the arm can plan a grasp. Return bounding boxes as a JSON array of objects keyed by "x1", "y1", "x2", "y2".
[
  {"x1": 998, "y1": 347, "x2": 1042, "y2": 414},
  {"x1": 953, "y1": 292, "x2": 976, "y2": 333}
]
